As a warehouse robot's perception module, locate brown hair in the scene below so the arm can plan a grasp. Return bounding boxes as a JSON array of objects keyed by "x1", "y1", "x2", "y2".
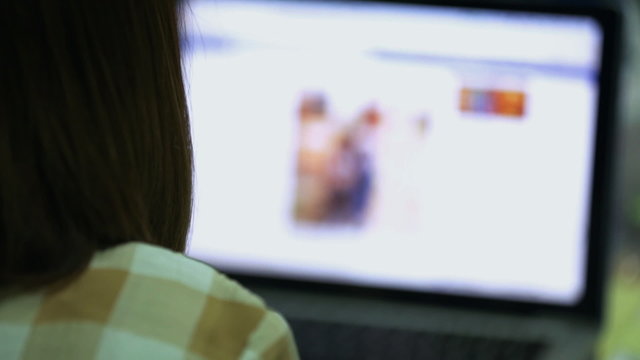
[{"x1": 0, "y1": 1, "x2": 192, "y2": 289}]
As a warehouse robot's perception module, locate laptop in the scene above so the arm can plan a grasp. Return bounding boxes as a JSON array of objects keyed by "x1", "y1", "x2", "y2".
[{"x1": 183, "y1": 0, "x2": 622, "y2": 358}]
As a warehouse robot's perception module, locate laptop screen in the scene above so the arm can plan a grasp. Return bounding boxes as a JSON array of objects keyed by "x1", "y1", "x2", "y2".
[{"x1": 184, "y1": 0, "x2": 604, "y2": 306}]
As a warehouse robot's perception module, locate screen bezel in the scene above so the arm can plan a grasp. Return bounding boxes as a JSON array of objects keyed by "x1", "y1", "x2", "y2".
[{"x1": 187, "y1": 0, "x2": 622, "y2": 320}]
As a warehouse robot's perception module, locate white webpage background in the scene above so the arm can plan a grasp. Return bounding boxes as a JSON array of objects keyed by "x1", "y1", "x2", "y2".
[{"x1": 184, "y1": 0, "x2": 602, "y2": 305}]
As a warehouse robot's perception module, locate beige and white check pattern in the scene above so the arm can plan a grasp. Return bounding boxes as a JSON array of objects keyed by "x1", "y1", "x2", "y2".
[{"x1": 0, "y1": 243, "x2": 299, "y2": 360}]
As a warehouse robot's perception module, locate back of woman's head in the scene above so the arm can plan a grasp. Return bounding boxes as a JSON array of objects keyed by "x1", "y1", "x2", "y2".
[{"x1": 0, "y1": 0, "x2": 192, "y2": 289}]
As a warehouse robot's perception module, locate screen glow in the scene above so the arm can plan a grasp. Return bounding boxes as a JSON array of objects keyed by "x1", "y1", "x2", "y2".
[{"x1": 184, "y1": 0, "x2": 603, "y2": 305}]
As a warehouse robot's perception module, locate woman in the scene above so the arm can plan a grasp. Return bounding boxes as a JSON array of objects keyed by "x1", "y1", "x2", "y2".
[{"x1": 0, "y1": 1, "x2": 298, "y2": 359}]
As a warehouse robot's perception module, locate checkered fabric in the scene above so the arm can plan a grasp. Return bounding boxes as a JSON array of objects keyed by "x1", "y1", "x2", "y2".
[{"x1": 0, "y1": 242, "x2": 299, "y2": 360}]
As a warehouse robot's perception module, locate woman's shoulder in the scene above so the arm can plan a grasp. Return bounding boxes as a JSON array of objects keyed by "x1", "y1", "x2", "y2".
[
  {"x1": 92, "y1": 242, "x2": 265, "y2": 307},
  {"x1": 90, "y1": 242, "x2": 298, "y2": 358},
  {"x1": 0, "y1": 242, "x2": 298, "y2": 360}
]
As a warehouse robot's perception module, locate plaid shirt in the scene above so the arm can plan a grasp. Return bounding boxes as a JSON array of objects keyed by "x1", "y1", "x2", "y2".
[{"x1": 0, "y1": 242, "x2": 299, "y2": 360}]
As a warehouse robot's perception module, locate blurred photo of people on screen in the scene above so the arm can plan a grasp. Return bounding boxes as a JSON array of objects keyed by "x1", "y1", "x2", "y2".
[{"x1": 292, "y1": 92, "x2": 436, "y2": 229}]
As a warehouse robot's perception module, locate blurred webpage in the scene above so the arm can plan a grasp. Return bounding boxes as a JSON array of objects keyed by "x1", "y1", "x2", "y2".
[{"x1": 184, "y1": 0, "x2": 602, "y2": 305}]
